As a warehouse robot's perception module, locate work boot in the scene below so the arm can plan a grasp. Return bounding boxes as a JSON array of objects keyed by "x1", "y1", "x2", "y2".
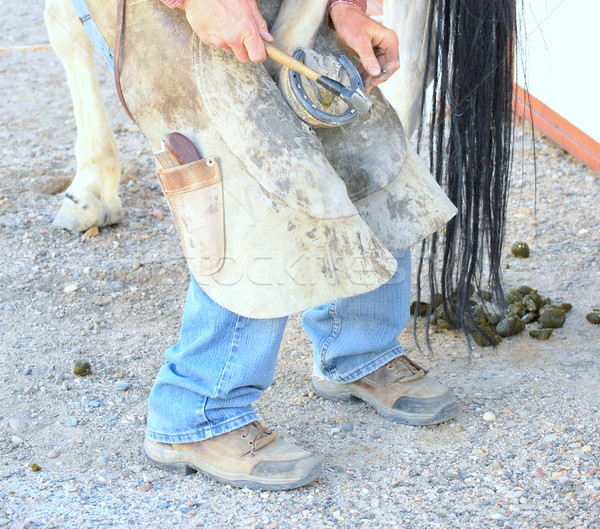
[
  {"x1": 312, "y1": 355, "x2": 458, "y2": 425},
  {"x1": 144, "y1": 421, "x2": 321, "y2": 490}
]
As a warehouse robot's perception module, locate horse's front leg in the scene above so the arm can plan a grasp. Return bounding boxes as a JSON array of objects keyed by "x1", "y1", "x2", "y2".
[
  {"x1": 380, "y1": 0, "x2": 433, "y2": 138},
  {"x1": 266, "y1": 0, "x2": 328, "y2": 76},
  {"x1": 45, "y1": 0, "x2": 123, "y2": 231}
]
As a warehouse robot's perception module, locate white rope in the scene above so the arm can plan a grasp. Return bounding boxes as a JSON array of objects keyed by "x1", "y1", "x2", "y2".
[{"x1": 0, "y1": 44, "x2": 52, "y2": 54}]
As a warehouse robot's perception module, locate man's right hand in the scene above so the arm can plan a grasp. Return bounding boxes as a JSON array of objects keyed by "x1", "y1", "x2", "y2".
[{"x1": 181, "y1": 0, "x2": 274, "y2": 63}]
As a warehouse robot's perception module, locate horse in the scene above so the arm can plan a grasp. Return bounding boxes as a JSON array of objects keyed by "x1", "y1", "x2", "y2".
[{"x1": 43, "y1": 0, "x2": 516, "y2": 337}]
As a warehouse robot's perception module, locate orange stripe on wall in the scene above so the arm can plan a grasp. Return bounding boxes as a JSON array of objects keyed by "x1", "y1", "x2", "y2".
[{"x1": 514, "y1": 84, "x2": 600, "y2": 173}]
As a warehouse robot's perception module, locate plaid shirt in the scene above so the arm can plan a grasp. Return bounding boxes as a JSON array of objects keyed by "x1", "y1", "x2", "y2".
[{"x1": 160, "y1": 0, "x2": 368, "y2": 17}]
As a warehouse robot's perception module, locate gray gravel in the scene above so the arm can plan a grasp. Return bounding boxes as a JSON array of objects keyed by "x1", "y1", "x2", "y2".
[{"x1": 1, "y1": 3, "x2": 599, "y2": 528}]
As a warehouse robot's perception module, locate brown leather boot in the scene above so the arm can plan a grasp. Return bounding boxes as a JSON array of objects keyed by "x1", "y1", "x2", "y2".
[
  {"x1": 312, "y1": 356, "x2": 458, "y2": 425},
  {"x1": 144, "y1": 421, "x2": 321, "y2": 490}
]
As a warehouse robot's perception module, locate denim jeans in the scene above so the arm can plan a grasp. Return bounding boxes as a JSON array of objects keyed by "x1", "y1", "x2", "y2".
[{"x1": 147, "y1": 250, "x2": 411, "y2": 443}]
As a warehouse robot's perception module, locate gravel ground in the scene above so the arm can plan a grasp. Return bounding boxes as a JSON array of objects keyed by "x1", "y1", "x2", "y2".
[{"x1": 1, "y1": 3, "x2": 599, "y2": 529}]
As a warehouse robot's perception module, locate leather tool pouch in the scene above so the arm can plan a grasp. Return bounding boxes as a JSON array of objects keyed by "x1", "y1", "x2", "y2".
[{"x1": 156, "y1": 156, "x2": 225, "y2": 276}]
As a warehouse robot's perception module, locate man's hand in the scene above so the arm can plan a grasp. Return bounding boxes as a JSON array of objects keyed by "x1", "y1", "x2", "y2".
[
  {"x1": 329, "y1": 3, "x2": 399, "y2": 92},
  {"x1": 181, "y1": 0, "x2": 274, "y2": 63}
]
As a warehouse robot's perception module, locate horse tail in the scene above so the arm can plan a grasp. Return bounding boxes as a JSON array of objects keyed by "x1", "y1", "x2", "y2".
[{"x1": 416, "y1": 0, "x2": 517, "y2": 347}]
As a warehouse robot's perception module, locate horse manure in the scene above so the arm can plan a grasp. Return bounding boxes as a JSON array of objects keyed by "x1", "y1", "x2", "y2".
[
  {"x1": 586, "y1": 312, "x2": 600, "y2": 325},
  {"x1": 538, "y1": 306, "x2": 566, "y2": 329},
  {"x1": 410, "y1": 301, "x2": 428, "y2": 317},
  {"x1": 411, "y1": 284, "x2": 572, "y2": 342},
  {"x1": 72, "y1": 360, "x2": 92, "y2": 377},
  {"x1": 529, "y1": 329, "x2": 554, "y2": 340},
  {"x1": 511, "y1": 241, "x2": 530, "y2": 258},
  {"x1": 436, "y1": 318, "x2": 454, "y2": 331},
  {"x1": 522, "y1": 295, "x2": 539, "y2": 312},
  {"x1": 517, "y1": 285, "x2": 535, "y2": 295},
  {"x1": 496, "y1": 315, "x2": 526, "y2": 337},
  {"x1": 505, "y1": 288, "x2": 525, "y2": 304},
  {"x1": 521, "y1": 311, "x2": 538, "y2": 324},
  {"x1": 477, "y1": 290, "x2": 493, "y2": 301},
  {"x1": 507, "y1": 302, "x2": 526, "y2": 318}
]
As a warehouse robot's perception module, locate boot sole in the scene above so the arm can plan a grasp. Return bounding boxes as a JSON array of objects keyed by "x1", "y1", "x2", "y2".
[
  {"x1": 144, "y1": 437, "x2": 322, "y2": 491},
  {"x1": 312, "y1": 376, "x2": 458, "y2": 426}
]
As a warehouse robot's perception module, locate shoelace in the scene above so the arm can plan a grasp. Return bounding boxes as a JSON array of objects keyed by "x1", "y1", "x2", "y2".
[
  {"x1": 240, "y1": 421, "x2": 275, "y2": 456},
  {"x1": 385, "y1": 356, "x2": 427, "y2": 383}
]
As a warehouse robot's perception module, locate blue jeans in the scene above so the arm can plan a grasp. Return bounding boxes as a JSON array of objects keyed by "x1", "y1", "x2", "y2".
[{"x1": 147, "y1": 250, "x2": 411, "y2": 444}]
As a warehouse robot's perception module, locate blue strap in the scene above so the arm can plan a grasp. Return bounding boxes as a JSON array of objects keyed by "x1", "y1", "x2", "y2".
[{"x1": 71, "y1": 0, "x2": 115, "y2": 70}]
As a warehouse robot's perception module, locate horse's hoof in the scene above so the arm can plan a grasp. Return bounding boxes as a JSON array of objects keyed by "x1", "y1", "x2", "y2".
[{"x1": 52, "y1": 191, "x2": 123, "y2": 231}]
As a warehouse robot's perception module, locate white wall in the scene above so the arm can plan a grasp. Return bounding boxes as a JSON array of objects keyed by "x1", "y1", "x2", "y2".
[{"x1": 518, "y1": 0, "x2": 600, "y2": 141}]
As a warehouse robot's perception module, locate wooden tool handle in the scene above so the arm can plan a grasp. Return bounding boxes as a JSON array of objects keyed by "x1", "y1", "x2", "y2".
[
  {"x1": 165, "y1": 133, "x2": 202, "y2": 164},
  {"x1": 264, "y1": 43, "x2": 320, "y2": 81}
]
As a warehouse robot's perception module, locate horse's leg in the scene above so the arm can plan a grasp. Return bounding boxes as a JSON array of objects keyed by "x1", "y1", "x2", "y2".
[
  {"x1": 266, "y1": 0, "x2": 328, "y2": 75},
  {"x1": 44, "y1": 0, "x2": 123, "y2": 231},
  {"x1": 381, "y1": 0, "x2": 432, "y2": 138}
]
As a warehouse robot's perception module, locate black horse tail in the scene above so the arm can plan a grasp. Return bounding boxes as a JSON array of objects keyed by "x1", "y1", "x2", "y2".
[{"x1": 416, "y1": 0, "x2": 517, "y2": 347}]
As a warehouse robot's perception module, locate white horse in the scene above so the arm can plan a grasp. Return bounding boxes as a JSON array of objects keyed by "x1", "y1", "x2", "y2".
[{"x1": 43, "y1": 0, "x2": 430, "y2": 231}]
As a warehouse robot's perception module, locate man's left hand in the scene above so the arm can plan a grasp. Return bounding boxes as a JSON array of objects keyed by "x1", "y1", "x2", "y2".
[{"x1": 329, "y1": 4, "x2": 399, "y2": 92}]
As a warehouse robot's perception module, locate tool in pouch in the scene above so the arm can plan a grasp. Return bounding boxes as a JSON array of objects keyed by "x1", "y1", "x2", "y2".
[
  {"x1": 154, "y1": 133, "x2": 225, "y2": 277},
  {"x1": 265, "y1": 43, "x2": 374, "y2": 127}
]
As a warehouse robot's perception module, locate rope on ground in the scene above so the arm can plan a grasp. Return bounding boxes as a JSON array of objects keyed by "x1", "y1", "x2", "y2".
[{"x1": 0, "y1": 44, "x2": 52, "y2": 54}]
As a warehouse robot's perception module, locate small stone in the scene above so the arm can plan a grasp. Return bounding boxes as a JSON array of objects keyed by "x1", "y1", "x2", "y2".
[
  {"x1": 22, "y1": 368, "x2": 32, "y2": 375},
  {"x1": 543, "y1": 433, "x2": 558, "y2": 442},
  {"x1": 115, "y1": 382, "x2": 132, "y2": 391},
  {"x1": 64, "y1": 418, "x2": 78, "y2": 428},
  {"x1": 8, "y1": 419, "x2": 29, "y2": 432},
  {"x1": 559, "y1": 303, "x2": 572, "y2": 312},
  {"x1": 529, "y1": 329, "x2": 553, "y2": 340},
  {"x1": 47, "y1": 450, "x2": 59, "y2": 459},
  {"x1": 31, "y1": 463, "x2": 41, "y2": 472},
  {"x1": 88, "y1": 399, "x2": 101, "y2": 407},
  {"x1": 3, "y1": 304, "x2": 15, "y2": 311},
  {"x1": 511, "y1": 241, "x2": 530, "y2": 258},
  {"x1": 11, "y1": 435, "x2": 24, "y2": 445},
  {"x1": 97, "y1": 456, "x2": 110, "y2": 465},
  {"x1": 81, "y1": 226, "x2": 99, "y2": 239},
  {"x1": 586, "y1": 312, "x2": 600, "y2": 325},
  {"x1": 137, "y1": 482, "x2": 153, "y2": 492},
  {"x1": 482, "y1": 412, "x2": 496, "y2": 421},
  {"x1": 72, "y1": 360, "x2": 92, "y2": 377},
  {"x1": 63, "y1": 283, "x2": 79, "y2": 293},
  {"x1": 151, "y1": 209, "x2": 164, "y2": 220}
]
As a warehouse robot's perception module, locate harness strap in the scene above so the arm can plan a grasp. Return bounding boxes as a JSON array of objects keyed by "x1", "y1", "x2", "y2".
[
  {"x1": 70, "y1": 0, "x2": 135, "y2": 123},
  {"x1": 114, "y1": 0, "x2": 136, "y2": 123},
  {"x1": 70, "y1": 0, "x2": 114, "y2": 70}
]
